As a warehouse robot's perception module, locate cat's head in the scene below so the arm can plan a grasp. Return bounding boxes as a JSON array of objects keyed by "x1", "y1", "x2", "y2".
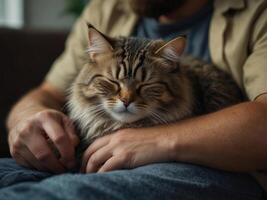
[{"x1": 71, "y1": 24, "x2": 191, "y2": 124}]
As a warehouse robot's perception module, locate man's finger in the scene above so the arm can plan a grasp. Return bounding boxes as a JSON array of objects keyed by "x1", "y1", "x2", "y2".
[
  {"x1": 85, "y1": 146, "x2": 112, "y2": 173},
  {"x1": 25, "y1": 129, "x2": 65, "y2": 173},
  {"x1": 42, "y1": 118, "x2": 75, "y2": 169},
  {"x1": 62, "y1": 116, "x2": 79, "y2": 147},
  {"x1": 98, "y1": 156, "x2": 125, "y2": 173},
  {"x1": 18, "y1": 145, "x2": 48, "y2": 172},
  {"x1": 81, "y1": 137, "x2": 110, "y2": 171}
]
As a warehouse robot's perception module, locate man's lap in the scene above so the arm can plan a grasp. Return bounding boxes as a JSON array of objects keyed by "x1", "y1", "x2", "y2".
[
  {"x1": 0, "y1": 158, "x2": 52, "y2": 188},
  {"x1": 0, "y1": 158, "x2": 264, "y2": 200}
]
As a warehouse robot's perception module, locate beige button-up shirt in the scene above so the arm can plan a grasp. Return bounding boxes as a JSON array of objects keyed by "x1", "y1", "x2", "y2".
[
  {"x1": 45, "y1": 0, "x2": 267, "y2": 101},
  {"x1": 45, "y1": 0, "x2": 267, "y2": 191}
]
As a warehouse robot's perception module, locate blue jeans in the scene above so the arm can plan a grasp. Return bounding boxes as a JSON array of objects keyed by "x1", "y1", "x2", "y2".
[{"x1": 0, "y1": 158, "x2": 264, "y2": 200}]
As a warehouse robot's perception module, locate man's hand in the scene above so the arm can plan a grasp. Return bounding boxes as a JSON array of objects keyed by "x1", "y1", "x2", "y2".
[
  {"x1": 8, "y1": 109, "x2": 79, "y2": 173},
  {"x1": 81, "y1": 127, "x2": 172, "y2": 173},
  {"x1": 80, "y1": 94, "x2": 267, "y2": 173}
]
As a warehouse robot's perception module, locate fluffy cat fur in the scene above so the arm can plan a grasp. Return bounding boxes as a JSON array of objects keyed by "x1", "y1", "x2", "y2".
[{"x1": 67, "y1": 24, "x2": 243, "y2": 152}]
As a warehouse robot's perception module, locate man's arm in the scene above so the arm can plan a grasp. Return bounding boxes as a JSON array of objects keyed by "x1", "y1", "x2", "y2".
[
  {"x1": 81, "y1": 5, "x2": 267, "y2": 172},
  {"x1": 81, "y1": 95, "x2": 267, "y2": 173},
  {"x1": 7, "y1": 82, "x2": 79, "y2": 173},
  {"x1": 7, "y1": 82, "x2": 64, "y2": 129},
  {"x1": 168, "y1": 94, "x2": 267, "y2": 171}
]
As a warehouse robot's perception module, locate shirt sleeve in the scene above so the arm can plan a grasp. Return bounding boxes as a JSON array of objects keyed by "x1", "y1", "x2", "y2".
[
  {"x1": 243, "y1": 6, "x2": 267, "y2": 100},
  {"x1": 44, "y1": 0, "x2": 102, "y2": 93}
]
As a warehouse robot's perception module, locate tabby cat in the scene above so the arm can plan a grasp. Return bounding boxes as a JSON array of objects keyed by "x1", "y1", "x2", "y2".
[{"x1": 67, "y1": 24, "x2": 243, "y2": 152}]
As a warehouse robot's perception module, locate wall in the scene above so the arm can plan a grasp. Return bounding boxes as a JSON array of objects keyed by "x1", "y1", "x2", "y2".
[
  {"x1": 0, "y1": 0, "x2": 24, "y2": 28},
  {"x1": 24, "y1": 0, "x2": 76, "y2": 30}
]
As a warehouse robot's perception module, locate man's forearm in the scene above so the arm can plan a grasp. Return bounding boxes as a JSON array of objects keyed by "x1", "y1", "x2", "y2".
[
  {"x1": 6, "y1": 83, "x2": 78, "y2": 172},
  {"x1": 6, "y1": 85, "x2": 63, "y2": 131},
  {"x1": 163, "y1": 99, "x2": 267, "y2": 172}
]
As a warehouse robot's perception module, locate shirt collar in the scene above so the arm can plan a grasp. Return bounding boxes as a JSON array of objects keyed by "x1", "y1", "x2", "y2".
[{"x1": 214, "y1": 0, "x2": 246, "y2": 14}]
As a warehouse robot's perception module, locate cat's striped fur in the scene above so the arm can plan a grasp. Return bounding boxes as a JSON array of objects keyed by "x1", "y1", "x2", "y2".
[{"x1": 67, "y1": 25, "x2": 243, "y2": 152}]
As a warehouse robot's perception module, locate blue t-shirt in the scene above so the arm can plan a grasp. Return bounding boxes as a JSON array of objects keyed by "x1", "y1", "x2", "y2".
[{"x1": 133, "y1": 1, "x2": 213, "y2": 62}]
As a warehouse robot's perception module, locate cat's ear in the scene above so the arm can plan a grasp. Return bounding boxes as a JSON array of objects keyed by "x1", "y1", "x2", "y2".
[
  {"x1": 86, "y1": 23, "x2": 113, "y2": 59},
  {"x1": 155, "y1": 37, "x2": 186, "y2": 61}
]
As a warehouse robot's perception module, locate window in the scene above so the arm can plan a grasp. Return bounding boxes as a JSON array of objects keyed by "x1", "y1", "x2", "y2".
[{"x1": 0, "y1": 0, "x2": 24, "y2": 28}]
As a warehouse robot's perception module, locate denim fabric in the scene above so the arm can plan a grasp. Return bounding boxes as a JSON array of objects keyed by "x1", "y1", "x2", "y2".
[{"x1": 0, "y1": 158, "x2": 264, "y2": 200}]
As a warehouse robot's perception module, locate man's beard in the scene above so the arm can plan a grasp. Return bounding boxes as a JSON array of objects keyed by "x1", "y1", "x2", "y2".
[{"x1": 128, "y1": 0, "x2": 185, "y2": 18}]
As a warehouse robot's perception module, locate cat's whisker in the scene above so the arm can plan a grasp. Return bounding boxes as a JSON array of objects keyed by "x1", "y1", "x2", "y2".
[
  {"x1": 88, "y1": 107, "x2": 104, "y2": 113},
  {"x1": 87, "y1": 104, "x2": 104, "y2": 112},
  {"x1": 147, "y1": 109, "x2": 169, "y2": 125},
  {"x1": 61, "y1": 103, "x2": 69, "y2": 112},
  {"x1": 93, "y1": 108, "x2": 105, "y2": 115},
  {"x1": 76, "y1": 82, "x2": 88, "y2": 87},
  {"x1": 152, "y1": 110, "x2": 169, "y2": 124},
  {"x1": 151, "y1": 113, "x2": 165, "y2": 124},
  {"x1": 92, "y1": 109, "x2": 106, "y2": 119}
]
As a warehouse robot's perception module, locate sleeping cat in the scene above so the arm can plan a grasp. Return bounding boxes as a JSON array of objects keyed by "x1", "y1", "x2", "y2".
[{"x1": 67, "y1": 24, "x2": 243, "y2": 153}]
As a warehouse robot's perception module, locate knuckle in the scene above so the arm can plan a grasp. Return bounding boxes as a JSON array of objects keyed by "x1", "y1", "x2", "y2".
[
  {"x1": 35, "y1": 151, "x2": 50, "y2": 162},
  {"x1": 116, "y1": 134, "x2": 124, "y2": 142},
  {"x1": 36, "y1": 110, "x2": 53, "y2": 120},
  {"x1": 117, "y1": 151, "x2": 134, "y2": 168},
  {"x1": 114, "y1": 129, "x2": 131, "y2": 141},
  {"x1": 19, "y1": 128, "x2": 31, "y2": 139},
  {"x1": 16, "y1": 119, "x2": 37, "y2": 139},
  {"x1": 19, "y1": 122, "x2": 32, "y2": 135},
  {"x1": 53, "y1": 134, "x2": 66, "y2": 145},
  {"x1": 116, "y1": 129, "x2": 127, "y2": 136},
  {"x1": 112, "y1": 134, "x2": 124, "y2": 144},
  {"x1": 112, "y1": 134, "x2": 126, "y2": 145},
  {"x1": 89, "y1": 155, "x2": 98, "y2": 165},
  {"x1": 36, "y1": 110, "x2": 65, "y2": 125},
  {"x1": 122, "y1": 151, "x2": 132, "y2": 160}
]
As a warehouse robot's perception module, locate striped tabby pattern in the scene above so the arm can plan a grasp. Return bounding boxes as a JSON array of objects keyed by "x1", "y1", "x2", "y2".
[{"x1": 67, "y1": 25, "x2": 243, "y2": 153}]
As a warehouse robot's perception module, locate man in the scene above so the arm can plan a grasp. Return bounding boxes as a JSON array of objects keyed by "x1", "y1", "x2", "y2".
[{"x1": 1, "y1": 0, "x2": 267, "y2": 199}]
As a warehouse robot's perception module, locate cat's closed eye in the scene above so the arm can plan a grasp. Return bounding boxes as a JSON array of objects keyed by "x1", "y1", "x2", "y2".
[
  {"x1": 81, "y1": 76, "x2": 120, "y2": 98},
  {"x1": 93, "y1": 78, "x2": 120, "y2": 95},
  {"x1": 137, "y1": 83, "x2": 167, "y2": 97}
]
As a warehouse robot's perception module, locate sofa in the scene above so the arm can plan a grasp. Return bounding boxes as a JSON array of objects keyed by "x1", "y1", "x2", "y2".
[{"x1": 0, "y1": 28, "x2": 68, "y2": 157}]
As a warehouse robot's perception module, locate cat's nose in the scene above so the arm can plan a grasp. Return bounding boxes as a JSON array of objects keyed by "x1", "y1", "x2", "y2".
[{"x1": 120, "y1": 99, "x2": 131, "y2": 108}]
